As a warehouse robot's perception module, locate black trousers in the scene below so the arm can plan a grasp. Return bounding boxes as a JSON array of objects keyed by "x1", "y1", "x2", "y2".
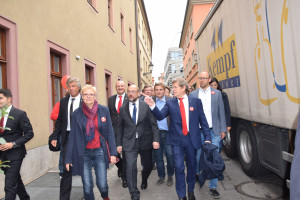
[
  {"x1": 124, "y1": 140, "x2": 152, "y2": 200},
  {"x1": 60, "y1": 138, "x2": 73, "y2": 200},
  {"x1": 115, "y1": 151, "x2": 127, "y2": 181},
  {"x1": 3, "y1": 158, "x2": 30, "y2": 200}
]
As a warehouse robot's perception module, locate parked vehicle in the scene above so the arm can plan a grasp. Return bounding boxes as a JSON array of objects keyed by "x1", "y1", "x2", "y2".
[{"x1": 194, "y1": 0, "x2": 300, "y2": 186}]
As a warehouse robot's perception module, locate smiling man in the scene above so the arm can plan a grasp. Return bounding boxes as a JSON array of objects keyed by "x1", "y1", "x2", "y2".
[{"x1": 0, "y1": 88, "x2": 34, "y2": 200}]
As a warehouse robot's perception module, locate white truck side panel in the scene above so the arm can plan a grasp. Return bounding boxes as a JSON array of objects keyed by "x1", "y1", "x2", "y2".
[{"x1": 196, "y1": 0, "x2": 300, "y2": 129}]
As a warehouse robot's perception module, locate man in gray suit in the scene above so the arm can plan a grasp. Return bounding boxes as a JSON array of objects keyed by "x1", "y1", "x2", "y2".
[
  {"x1": 190, "y1": 72, "x2": 226, "y2": 199},
  {"x1": 116, "y1": 85, "x2": 160, "y2": 200}
]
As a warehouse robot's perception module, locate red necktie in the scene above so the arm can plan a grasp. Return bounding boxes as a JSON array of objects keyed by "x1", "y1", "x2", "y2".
[
  {"x1": 0, "y1": 117, "x2": 4, "y2": 134},
  {"x1": 179, "y1": 98, "x2": 188, "y2": 135},
  {"x1": 117, "y1": 95, "x2": 122, "y2": 114}
]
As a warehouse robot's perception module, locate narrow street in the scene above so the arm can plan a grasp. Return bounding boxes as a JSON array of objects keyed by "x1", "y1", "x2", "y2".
[{"x1": 5, "y1": 153, "x2": 288, "y2": 200}]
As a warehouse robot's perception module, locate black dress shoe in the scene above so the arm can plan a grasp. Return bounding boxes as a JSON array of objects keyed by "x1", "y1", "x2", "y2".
[
  {"x1": 179, "y1": 197, "x2": 187, "y2": 200},
  {"x1": 141, "y1": 181, "x2": 147, "y2": 190},
  {"x1": 188, "y1": 192, "x2": 196, "y2": 200},
  {"x1": 122, "y1": 179, "x2": 128, "y2": 188}
]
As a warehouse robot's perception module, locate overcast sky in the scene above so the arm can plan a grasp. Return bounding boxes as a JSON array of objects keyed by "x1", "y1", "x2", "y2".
[{"x1": 143, "y1": 0, "x2": 187, "y2": 81}]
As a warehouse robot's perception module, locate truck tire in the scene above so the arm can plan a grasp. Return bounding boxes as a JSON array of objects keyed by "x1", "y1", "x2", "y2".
[
  {"x1": 236, "y1": 120, "x2": 266, "y2": 177},
  {"x1": 223, "y1": 118, "x2": 237, "y2": 158}
]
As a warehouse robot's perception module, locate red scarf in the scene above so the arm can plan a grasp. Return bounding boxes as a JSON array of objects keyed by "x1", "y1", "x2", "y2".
[{"x1": 82, "y1": 100, "x2": 98, "y2": 143}]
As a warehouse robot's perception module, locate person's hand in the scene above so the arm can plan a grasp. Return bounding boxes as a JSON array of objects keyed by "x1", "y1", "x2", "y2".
[
  {"x1": 220, "y1": 132, "x2": 226, "y2": 140},
  {"x1": 110, "y1": 156, "x2": 117, "y2": 164},
  {"x1": 51, "y1": 140, "x2": 57, "y2": 147},
  {"x1": 227, "y1": 127, "x2": 231, "y2": 133},
  {"x1": 153, "y1": 142, "x2": 160, "y2": 149},
  {"x1": 0, "y1": 142, "x2": 13, "y2": 151},
  {"x1": 66, "y1": 163, "x2": 73, "y2": 171},
  {"x1": 117, "y1": 146, "x2": 122, "y2": 154},
  {"x1": 204, "y1": 140, "x2": 211, "y2": 143},
  {"x1": 142, "y1": 94, "x2": 155, "y2": 107}
]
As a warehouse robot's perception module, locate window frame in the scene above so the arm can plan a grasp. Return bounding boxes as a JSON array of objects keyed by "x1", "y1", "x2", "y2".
[
  {"x1": 0, "y1": 28, "x2": 7, "y2": 88},
  {"x1": 50, "y1": 52, "x2": 63, "y2": 108},
  {"x1": 120, "y1": 13, "x2": 125, "y2": 44}
]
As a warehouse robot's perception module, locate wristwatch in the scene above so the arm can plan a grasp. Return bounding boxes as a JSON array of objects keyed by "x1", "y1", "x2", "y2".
[{"x1": 12, "y1": 142, "x2": 17, "y2": 148}]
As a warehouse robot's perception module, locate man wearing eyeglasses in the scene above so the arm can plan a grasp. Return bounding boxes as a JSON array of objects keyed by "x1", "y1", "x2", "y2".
[
  {"x1": 190, "y1": 72, "x2": 226, "y2": 199},
  {"x1": 51, "y1": 77, "x2": 83, "y2": 200},
  {"x1": 116, "y1": 85, "x2": 160, "y2": 200}
]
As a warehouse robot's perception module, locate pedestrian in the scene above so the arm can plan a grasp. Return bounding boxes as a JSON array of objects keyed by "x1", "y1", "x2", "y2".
[
  {"x1": 108, "y1": 80, "x2": 129, "y2": 188},
  {"x1": 190, "y1": 72, "x2": 227, "y2": 199},
  {"x1": 116, "y1": 85, "x2": 160, "y2": 200},
  {"x1": 0, "y1": 88, "x2": 34, "y2": 200},
  {"x1": 51, "y1": 77, "x2": 83, "y2": 200},
  {"x1": 290, "y1": 111, "x2": 300, "y2": 200},
  {"x1": 144, "y1": 78, "x2": 211, "y2": 200},
  {"x1": 165, "y1": 86, "x2": 172, "y2": 97},
  {"x1": 153, "y1": 82, "x2": 174, "y2": 186},
  {"x1": 209, "y1": 77, "x2": 231, "y2": 152},
  {"x1": 65, "y1": 85, "x2": 117, "y2": 200}
]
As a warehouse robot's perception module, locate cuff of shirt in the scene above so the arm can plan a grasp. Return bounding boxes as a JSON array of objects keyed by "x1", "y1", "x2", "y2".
[{"x1": 150, "y1": 103, "x2": 156, "y2": 110}]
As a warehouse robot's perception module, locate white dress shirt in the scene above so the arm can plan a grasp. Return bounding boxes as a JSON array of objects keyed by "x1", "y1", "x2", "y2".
[
  {"x1": 115, "y1": 93, "x2": 125, "y2": 111},
  {"x1": 177, "y1": 94, "x2": 190, "y2": 131},
  {"x1": 67, "y1": 94, "x2": 81, "y2": 131},
  {"x1": 0, "y1": 105, "x2": 12, "y2": 129},
  {"x1": 129, "y1": 100, "x2": 139, "y2": 138},
  {"x1": 198, "y1": 87, "x2": 213, "y2": 128}
]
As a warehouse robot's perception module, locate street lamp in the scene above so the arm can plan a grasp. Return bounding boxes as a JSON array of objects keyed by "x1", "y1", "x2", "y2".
[{"x1": 143, "y1": 62, "x2": 154, "y2": 76}]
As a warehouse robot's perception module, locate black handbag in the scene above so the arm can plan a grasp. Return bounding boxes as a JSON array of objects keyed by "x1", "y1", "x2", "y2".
[{"x1": 48, "y1": 132, "x2": 61, "y2": 152}]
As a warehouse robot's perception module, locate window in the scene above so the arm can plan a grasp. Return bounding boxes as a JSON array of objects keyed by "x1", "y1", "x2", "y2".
[
  {"x1": 0, "y1": 28, "x2": 7, "y2": 88},
  {"x1": 50, "y1": 52, "x2": 63, "y2": 107},
  {"x1": 120, "y1": 13, "x2": 125, "y2": 43},
  {"x1": 190, "y1": 19, "x2": 193, "y2": 38},
  {"x1": 87, "y1": 0, "x2": 97, "y2": 12},
  {"x1": 105, "y1": 70, "x2": 112, "y2": 105},
  {"x1": 84, "y1": 59, "x2": 96, "y2": 85},
  {"x1": 108, "y1": 0, "x2": 114, "y2": 29},
  {"x1": 129, "y1": 27, "x2": 133, "y2": 52}
]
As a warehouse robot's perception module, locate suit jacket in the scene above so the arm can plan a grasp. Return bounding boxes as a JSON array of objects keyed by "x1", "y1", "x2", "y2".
[
  {"x1": 221, "y1": 92, "x2": 231, "y2": 127},
  {"x1": 190, "y1": 87, "x2": 227, "y2": 135},
  {"x1": 65, "y1": 104, "x2": 117, "y2": 176},
  {"x1": 151, "y1": 96, "x2": 211, "y2": 150},
  {"x1": 0, "y1": 107, "x2": 34, "y2": 161},
  {"x1": 116, "y1": 99, "x2": 160, "y2": 151},
  {"x1": 53, "y1": 95, "x2": 83, "y2": 145},
  {"x1": 108, "y1": 93, "x2": 129, "y2": 134}
]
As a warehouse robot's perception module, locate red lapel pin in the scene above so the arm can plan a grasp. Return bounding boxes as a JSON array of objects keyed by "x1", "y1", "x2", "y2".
[
  {"x1": 101, "y1": 117, "x2": 106, "y2": 122},
  {"x1": 211, "y1": 91, "x2": 215, "y2": 95},
  {"x1": 189, "y1": 107, "x2": 194, "y2": 111}
]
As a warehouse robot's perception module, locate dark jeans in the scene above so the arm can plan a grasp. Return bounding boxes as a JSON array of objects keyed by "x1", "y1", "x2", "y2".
[
  {"x1": 154, "y1": 131, "x2": 174, "y2": 178},
  {"x1": 82, "y1": 148, "x2": 108, "y2": 200},
  {"x1": 3, "y1": 159, "x2": 30, "y2": 200}
]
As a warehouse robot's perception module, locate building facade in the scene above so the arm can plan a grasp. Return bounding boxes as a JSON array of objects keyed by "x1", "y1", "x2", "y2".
[
  {"x1": 164, "y1": 47, "x2": 184, "y2": 88},
  {"x1": 179, "y1": 0, "x2": 214, "y2": 89},
  {"x1": 0, "y1": 0, "x2": 139, "y2": 196},
  {"x1": 137, "y1": 0, "x2": 153, "y2": 88}
]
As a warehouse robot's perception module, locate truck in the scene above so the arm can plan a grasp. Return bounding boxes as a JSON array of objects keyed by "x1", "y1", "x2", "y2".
[{"x1": 194, "y1": 0, "x2": 300, "y2": 186}]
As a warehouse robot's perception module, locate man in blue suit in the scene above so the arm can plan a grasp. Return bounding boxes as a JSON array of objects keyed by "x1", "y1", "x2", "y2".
[
  {"x1": 144, "y1": 78, "x2": 211, "y2": 200},
  {"x1": 190, "y1": 72, "x2": 226, "y2": 199}
]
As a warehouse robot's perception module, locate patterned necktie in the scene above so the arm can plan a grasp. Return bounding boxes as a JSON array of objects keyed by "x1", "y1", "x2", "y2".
[
  {"x1": 0, "y1": 116, "x2": 4, "y2": 134},
  {"x1": 117, "y1": 95, "x2": 122, "y2": 114},
  {"x1": 70, "y1": 98, "x2": 75, "y2": 125},
  {"x1": 132, "y1": 103, "x2": 137, "y2": 124},
  {"x1": 178, "y1": 97, "x2": 188, "y2": 135}
]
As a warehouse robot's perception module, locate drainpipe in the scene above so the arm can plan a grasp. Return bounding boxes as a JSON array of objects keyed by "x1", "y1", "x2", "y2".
[{"x1": 134, "y1": 0, "x2": 141, "y2": 87}]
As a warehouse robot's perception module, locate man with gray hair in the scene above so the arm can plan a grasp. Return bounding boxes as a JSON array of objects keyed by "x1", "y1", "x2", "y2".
[{"x1": 51, "y1": 77, "x2": 83, "y2": 200}]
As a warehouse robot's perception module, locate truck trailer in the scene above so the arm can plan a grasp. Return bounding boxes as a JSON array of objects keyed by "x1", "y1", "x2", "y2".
[{"x1": 194, "y1": 0, "x2": 300, "y2": 186}]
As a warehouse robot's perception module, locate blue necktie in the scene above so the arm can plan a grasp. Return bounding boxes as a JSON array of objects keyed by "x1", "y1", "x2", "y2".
[{"x1": 132, "y1": 103, "x2": 137, "y2": 124}]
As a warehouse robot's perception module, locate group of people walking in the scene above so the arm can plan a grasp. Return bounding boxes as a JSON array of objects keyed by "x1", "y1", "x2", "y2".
[{"x1": 0, "y1": 71, "x2": 231, "y2": 200}]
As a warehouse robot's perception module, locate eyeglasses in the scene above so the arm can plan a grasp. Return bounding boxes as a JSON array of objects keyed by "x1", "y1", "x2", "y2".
[
  {"x1": 82, "y1": 93, "x2": 95, "y2": 97},
  {"x1": 127, "y1": 91, "x2": 138, "y2": 94},
  {"x1": 199, "y1": 77, "x2": 209, "y2": 80}
]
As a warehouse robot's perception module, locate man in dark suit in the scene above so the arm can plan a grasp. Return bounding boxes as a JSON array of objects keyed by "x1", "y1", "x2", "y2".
[
  {"x1": 152, "y1": 82, "x2": 174, "y2": 186},
  {"x1": 116, "y1": 85, "x2": 160, "y2": 200},
  {"x1": 108, "y1": 80, "x2": 129, "y2": 187},
  {"x1": 51, "y1": 77, "x2": 82, "y2": 200},
  {"x1": 190, "y1": 72, "x2": 226, "y2": 199},
  {"x1": 144, "y1": 78, "x2": 211, "y2": 200},
  {"x1": 0, "y1": 88, "x2": 34, "y2": 200}
]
